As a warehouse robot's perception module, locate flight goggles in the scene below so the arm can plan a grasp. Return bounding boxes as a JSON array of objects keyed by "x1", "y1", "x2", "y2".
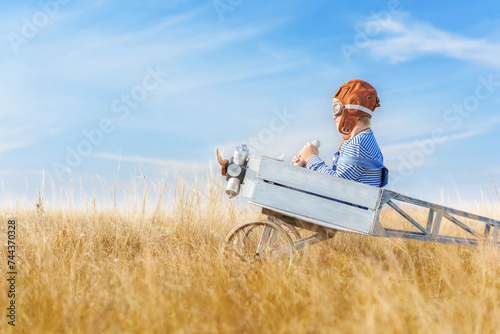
[{"x1": 332, "y1": 98, "x2": 374, "y2": 117}]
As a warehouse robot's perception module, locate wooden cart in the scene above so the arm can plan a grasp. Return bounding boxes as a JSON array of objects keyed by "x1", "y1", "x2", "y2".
[{"x1": 223, "y1": 156, "x2": 500, "y2": 267}]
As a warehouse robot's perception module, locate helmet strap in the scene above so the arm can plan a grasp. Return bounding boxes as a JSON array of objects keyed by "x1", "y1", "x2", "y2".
[{"x1": 341, "y1": 119, "x2": 354, "y2": 135}]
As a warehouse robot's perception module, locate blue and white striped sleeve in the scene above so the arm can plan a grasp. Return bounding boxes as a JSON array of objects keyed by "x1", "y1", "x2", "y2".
[
  {"x1": 304, "y1": 132, "x2": 384, "y2": 186},
  {"x1": 306, "y1": 155, "x2": 364, "y2": 181},
  {"x1": 334, "y1": 161, "x2": 364, "y2": 181},
  {"x1": 306, "y1": 156, "x2": 336, "y2": 175}
]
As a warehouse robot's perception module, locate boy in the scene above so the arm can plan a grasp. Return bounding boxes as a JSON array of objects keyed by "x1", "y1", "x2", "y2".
[{"x1": 293, "y1": 79, "x2": 388, "y2": 187}]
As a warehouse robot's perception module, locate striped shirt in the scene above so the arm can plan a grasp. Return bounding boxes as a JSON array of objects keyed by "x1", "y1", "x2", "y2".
[{"x1": 306, "y1": 130, "x2": 384, "y2": 187}]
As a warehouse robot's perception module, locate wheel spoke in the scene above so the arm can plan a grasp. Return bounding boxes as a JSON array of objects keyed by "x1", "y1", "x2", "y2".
[
  {"x1": 270, "y1": 244, "x2": 294, "y2": 258},
  {"x1": 256, "y1": 226, "x2": 272, "y2": 255},
  {"x1": 224, "y1": 221, "x2": 296, "y2": 268}
]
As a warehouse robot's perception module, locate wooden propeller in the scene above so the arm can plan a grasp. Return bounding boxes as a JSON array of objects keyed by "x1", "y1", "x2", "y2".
[{"x1": 216, "y1": 148, "x2": 229, "y2": 176}]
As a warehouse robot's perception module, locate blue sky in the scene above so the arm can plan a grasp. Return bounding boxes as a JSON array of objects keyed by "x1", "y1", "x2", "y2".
[{"x1": 1, "y1": 0, "x2": 500, "y2": 208}]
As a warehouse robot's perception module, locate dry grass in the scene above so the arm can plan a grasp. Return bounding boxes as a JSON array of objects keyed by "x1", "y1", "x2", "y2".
[{"x1": 1, "y1": 175, "x2": 500, "y2": 334}]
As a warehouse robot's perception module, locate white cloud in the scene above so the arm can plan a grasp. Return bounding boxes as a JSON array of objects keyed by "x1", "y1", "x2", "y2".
[
  {"x1": 360, "y1": 13, "x2": 500, "y2": 67},
  {"x1": 384, "y1": 128, "x2": 480, "y2": 155},
  {"x1": 157, "y1": 61, "x2": 298, "y2": 96},
  {"x1": 382, "y1": 126, "x2": 492, "y2": 173},
  {"x1": 93, "y1": 152, "x2": 208, "y2": 173},
  {"x1": 0, "y1": 168, "x2": 43, "y2": 176},
  {"x1": 0, "y1": 5, "x2": 282, "y2": 155},
  {"x1": 0, "y1": 124, "x2": 40, "y2": 154}
]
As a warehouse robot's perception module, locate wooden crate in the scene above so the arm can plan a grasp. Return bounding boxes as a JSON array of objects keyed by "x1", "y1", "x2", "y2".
[{"x1": 241, "y1": 156, "x2": 382, "y2": 235}]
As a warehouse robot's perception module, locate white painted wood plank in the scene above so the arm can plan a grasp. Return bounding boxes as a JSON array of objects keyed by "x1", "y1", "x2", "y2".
[
  {"x1": 432, "y1": 209, "x2": 443, "y2": 237},
  {"x1": 492, "y1": 227, "x2": 499, "y2": 243},
  {"x1": 370, "y1": 218, "x2": 386, "y2": 236},
  {"x1": 395, "y1": 194, "x2": 500, "y2": 227},
  {"x1": 382, "y1": 229, "x2": 481, "y2": 247},
  {"x1": 257, "y1": 157, "x2": 381, "y2": 210},
  {"x1": 241, "y1": 156, "x2": 260, "y2": 199},
  {"x1": 251, "y1": 180, "x2": 376, "y2": 235},
  {"x1": 251, "y1": 202, "x2": 367, "y2": 234}
]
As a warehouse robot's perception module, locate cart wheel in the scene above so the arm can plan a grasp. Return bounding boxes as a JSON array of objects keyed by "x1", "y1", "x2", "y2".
[
  {"x1": 281, "y1": 223, "x2": 301, "y2": 240},
  {"x1": 224, "y1": 221, "x2": 296, "y2": 268},
  {"x1": 250, "y1": 221, "x2": 301, "y2": 240}
]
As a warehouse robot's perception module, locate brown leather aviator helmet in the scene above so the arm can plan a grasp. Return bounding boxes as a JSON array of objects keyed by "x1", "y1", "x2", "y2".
[{"x1": 333, "y1": 79, "x2": 381, "y2": 139}]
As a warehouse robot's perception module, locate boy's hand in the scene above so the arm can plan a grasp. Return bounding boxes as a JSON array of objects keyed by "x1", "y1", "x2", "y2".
[
  {"x1": 291, "y1": 154, "x2": 305, "y2": 166},
  {"x1": 299, "y1": 142, "x2": 319, "y2": 162}
]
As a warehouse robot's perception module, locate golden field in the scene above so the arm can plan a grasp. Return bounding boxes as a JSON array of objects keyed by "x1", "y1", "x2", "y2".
[{"x1": 1, "y1": 175, "x2": 500, "y2": 334}]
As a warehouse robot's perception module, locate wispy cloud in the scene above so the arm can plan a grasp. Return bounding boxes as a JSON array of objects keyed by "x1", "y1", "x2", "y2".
[
  {"x1": 93, "y1": 152, "x2": 208, "y2": 172},
  {"x1": 30, "y1": 13, "x2": 276, "y2": 83},
  {"x1": 0, "y1": 124, "x2": 41, "y2": 154},
  {"x1": 361, "y1": 13, "x2": 500, "y2": 67},
  {"x1": 384, "y1": 128, "x2": 482, "y2": 157},
  {"x1": 0, "y1": 169, "x2": 43, "y2": 176},
  {"x1": 382, "y1": 125, "x2": 496, "y2": 173},
  {"x1": 0, "y1": 4, "x2": 282, "y2": 155}
]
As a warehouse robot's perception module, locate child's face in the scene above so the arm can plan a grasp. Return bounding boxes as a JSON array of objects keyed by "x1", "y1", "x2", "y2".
[{"x1": 333, "y1": 114, "x2": 342, "y2": 130}]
